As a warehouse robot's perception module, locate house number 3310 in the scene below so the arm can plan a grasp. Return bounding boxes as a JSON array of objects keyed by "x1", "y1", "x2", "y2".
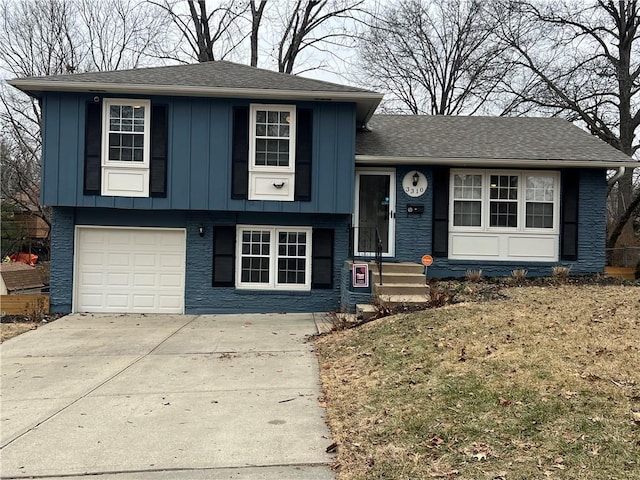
[{"x1": 402, "y1": 171, "x2": 428, "y2": 198}]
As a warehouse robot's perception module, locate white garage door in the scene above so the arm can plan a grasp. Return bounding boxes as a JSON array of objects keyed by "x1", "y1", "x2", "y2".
[{"x1": 74, "y1": 227, "x2": 186, "y2": 314}]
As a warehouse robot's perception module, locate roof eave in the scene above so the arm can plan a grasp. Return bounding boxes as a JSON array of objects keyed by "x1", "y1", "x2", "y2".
[
  {"x1": 355, "y1": 155, "x2": 639, "y2": 168},
  {"x1": 8, "y1": 79, "x2": 384, "y2": 123}
]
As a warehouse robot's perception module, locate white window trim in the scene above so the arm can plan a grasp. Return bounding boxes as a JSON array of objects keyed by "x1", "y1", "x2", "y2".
[
  {"x1": 247, "y1": 104, "x2": 296, "y2": 201},
  {"x1": 248, "y1": 104, "x2": 296, "y2": 173},
  {"x1": 101, "y1": 99, "x2": 151, "y2": 169},
  {"x1": 449, "y1": 169, "x2": 560, "y2": 234},
  {"x1": 448, "y1": 169, "x2": 561, "y2": 262},
  {"x1": 235, "y1": 225, "x2": 312, "y2": 291},
  {"x1": 101, "y1": 98, "x2": 151, "y2": 197}
]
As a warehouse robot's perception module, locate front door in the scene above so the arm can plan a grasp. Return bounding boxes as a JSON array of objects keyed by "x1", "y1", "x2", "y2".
[{"x1": 354, "y1": 169, "x2": 396, "y2": 257}]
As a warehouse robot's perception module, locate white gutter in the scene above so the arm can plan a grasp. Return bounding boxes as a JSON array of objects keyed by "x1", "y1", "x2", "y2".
[
  {"x1": 356, "y1": 155, "x2": 640, "y2": 169},
  {"x1": 607, "y1": 166, "x2": 626, "y2": 186}
]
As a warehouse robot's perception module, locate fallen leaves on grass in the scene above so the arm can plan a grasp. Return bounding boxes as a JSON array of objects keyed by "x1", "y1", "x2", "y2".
[{"x1": 315, "y1": 285, "x2": 640, "y2": 480}]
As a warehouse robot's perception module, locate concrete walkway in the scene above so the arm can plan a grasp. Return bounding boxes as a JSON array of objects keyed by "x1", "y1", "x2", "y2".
[{"x1": 1, "y1": 313, "x2": 335, "y2": 479}]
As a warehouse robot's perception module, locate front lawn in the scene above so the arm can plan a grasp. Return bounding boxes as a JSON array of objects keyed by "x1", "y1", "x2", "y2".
[{"x1": 315, "y1": 284, "x2": 640, "y2": 480}]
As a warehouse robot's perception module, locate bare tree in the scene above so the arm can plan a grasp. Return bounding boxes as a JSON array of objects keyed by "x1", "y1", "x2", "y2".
[
  {"x1": 150, "y1": 0, "x2": 250, "y2": 63},
  {"x1": 78, "y1": 0, "x2": 172, "y2": 71},
  {"x1": 155, "y1": 0, "x2": 364, "y2": 73},
  {"x1": 358, "y1": 0, "x2": 510, "y2": 115},
  {"x1": 271, "y1": 0, "x2": 366, "y2": 74},
  {"x1": 1, "y1": 0, "x2": 173, "y2": 245},
  {"x1": 494, "y1": 0, "x2": 640, "y2": 248},
  {"x1": 0, "y1": 0, "x2": 81, "y2": 240},
  {"x1": 250, "y1": 0, "x2": 267, "y2": 67}
]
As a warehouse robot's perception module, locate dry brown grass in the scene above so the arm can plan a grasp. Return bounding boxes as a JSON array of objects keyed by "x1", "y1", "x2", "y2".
[
  {"x1": 1, "y1": 321, "x2": 39, "y2": 342},
  {"x1": 315, "y1": 284, "x2": 640, "y2": 480}
]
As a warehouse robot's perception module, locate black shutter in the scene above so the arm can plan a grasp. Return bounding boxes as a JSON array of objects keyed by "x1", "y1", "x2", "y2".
[
  {"x1": 150, "y1": 104, "x2": 168, "y2": 197},
  {"x1": 212, "y1": 226, "x2": 236, "y2": 287},
  {"x1": 312, "y1": 228, "x2": 333, "y2": 289},
  {"x1": 84, "y1": 102, "x2": 102, "y2": 195},
  {"x1": 560, "y1": 170, "x2": 579, "y2": 261},
  {"x1": 231, "y1": 107, "x2": 249, "y2": 199},
  {"x1": 432, "y1": 167, "x2": 450, "y2": 257},
  {"x1": 295, "y1": 108, "x2": 313, "y2": 201}
]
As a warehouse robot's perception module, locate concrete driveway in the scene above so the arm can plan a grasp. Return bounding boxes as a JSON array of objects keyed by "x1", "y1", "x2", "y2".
[{"x1": 1, "y1": 313, "x2": 335, "y2": 479}]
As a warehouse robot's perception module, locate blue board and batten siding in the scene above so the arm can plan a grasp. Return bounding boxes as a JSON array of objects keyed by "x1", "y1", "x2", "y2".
[
  {"x1": 375, "y1": 166, "x2": 607, "y2": 276},
  {"x1": 49, "y1": 207, "x2": 349, "y2": 314},
  {"x1": 41, "y1": 93, "x2": 355, "y2": 213}
]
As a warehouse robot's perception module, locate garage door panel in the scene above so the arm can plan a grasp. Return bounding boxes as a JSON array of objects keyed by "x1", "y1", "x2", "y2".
[
  {"x1": 77, "y1": 293, "x2": 103, "y2": 308},
  {"x1": 160, "y1": 254, "x2": 184, "y2": 268},
  {"x1": 82, "y1": 230, "x2": 107, "y2": 244},
  {"x1": 132, "y1": 295, "x2": 155, "y2": 308},
  {"x1": 79, "y1": 252, "x2": 105, "y2": 266},
  {"x1": 159, "y1": 274, "x2": 183, "y2": 288},
  {"x1": 107, "y1": 234, "x2": 132, "y2": 246},
  {"x1": 79, "y1": 271, "x2": 104, "y2": 286},
  {"x1": 158, "y1": 295, "x2": 182, "y2": 309},
  {"x1": 106, "y1": 272, "x2": 130, "y2": 287},
  {"x1": 133, "y1": 232, "x2": 157, "y2": 246},
  {"x1": 105, "y1": 294, "x2": 130, "y2": 308},
  {"x1": 133, "y1": 273, "x2": 156, "y2": 287},
  {"x1": 134, "y1": 253, "x2": 156, "y2": 267},
  {"x1": 75, "y1": 228, "x2": 185, "y2": 314}
]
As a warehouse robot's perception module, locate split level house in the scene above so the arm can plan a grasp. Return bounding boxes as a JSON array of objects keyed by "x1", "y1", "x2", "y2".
[{"x1": 8, "y1": 61, "x2": 637, "y2": 314}]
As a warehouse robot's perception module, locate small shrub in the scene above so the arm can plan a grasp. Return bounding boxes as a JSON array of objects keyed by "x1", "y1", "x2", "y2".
[
  {"x1": 428, "y1": 284, "x2": 457, "y2": 307},
  {"x1": 552, "y1": 265, "x2": 570, "y2": 282},
  {"x1": 511, "y1": 269, "x2": 528, "y2": 284},
  {"x1": 466, "y1": 269, "x2": 483, "y2": 282},
  {"x1": 26, "y1": 296, "x2": 47, "y2": 322}
]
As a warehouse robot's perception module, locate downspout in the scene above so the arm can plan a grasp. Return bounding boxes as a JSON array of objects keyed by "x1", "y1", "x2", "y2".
[{"x1": 607, "y1": 166, "x2": 626, "y2": 187}]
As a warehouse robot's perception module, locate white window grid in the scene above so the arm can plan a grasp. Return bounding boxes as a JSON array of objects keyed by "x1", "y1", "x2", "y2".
[
  {"x1": 236, "y1": 225, "x2": 311, "y2": 291},
  {"x1": 525, "y1": 175, "x2": 556, "y2": 229},
  {"x1": 452, "y1": 174, "x2": 482, "y2": 227},
  {"x1": 249, "y1": 104, "x2": 296, "y2": 172},
  {"x1": 450, "y1": 170, "x2": 560, "y2": 233},
  {"x1": 489, "y1": 175, "x2": 519, "y2": 228},
  {"x1": 102, "y1": 99, "x2": 150, "y2": 167}
]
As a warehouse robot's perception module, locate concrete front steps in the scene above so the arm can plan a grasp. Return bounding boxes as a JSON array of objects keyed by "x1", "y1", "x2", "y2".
[{"x1": 356, "y1": 262, "x2": 430, "y2": 319}]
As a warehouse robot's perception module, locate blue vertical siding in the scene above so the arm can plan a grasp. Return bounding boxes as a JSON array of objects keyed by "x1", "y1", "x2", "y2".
[{"x1": 40, "y1": 93, "x2": 356, "y2": 214}]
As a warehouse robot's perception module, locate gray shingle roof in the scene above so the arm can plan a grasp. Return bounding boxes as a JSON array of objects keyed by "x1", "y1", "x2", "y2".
[
  {"x1": 357, "y1": 115, "x2": 636, "y2": 166},
  {"x1": 12, "y1": 60, "x2": 374, "y2": 94},
  {"x1": 9, "y1": 61, "x2": 382, "y2": 124}
]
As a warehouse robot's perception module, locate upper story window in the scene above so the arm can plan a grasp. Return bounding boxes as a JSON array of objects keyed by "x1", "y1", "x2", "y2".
[
  {"x1": 248, "y1": 104, "x2": 296, "y2": 201},
  {"x1": 101, "y1": 99, "x2": 151, "y2": 197},
  {"x1": 451, "y1": 170, "x2": 559, "y2": 232},
  {"x1": 106, "y1": 103, "x2": 147, "y2": 163}
]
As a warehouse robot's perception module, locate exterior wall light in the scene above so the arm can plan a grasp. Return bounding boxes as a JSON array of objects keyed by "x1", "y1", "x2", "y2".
[{"x1": 198, "y1": 225, "x2": 205, "y2": 237}]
